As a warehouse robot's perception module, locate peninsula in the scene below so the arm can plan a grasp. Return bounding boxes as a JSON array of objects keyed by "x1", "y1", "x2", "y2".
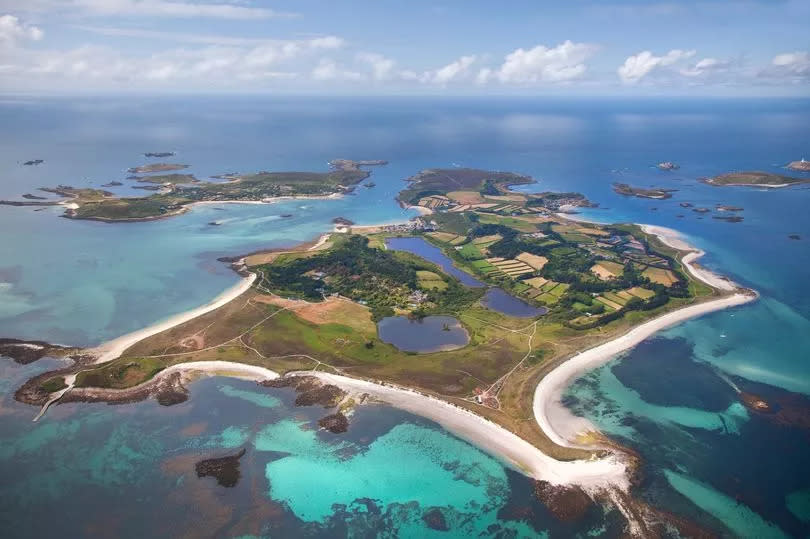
[
  {"x1": 0, "y1": 159, "x2": 386, "y2": 222},
  {"x1": 5, "y1": 165, "x2": 756, "y2": 532},
  {"x1": 701, "y1": 171, "x2": 809, "y2": 188}
]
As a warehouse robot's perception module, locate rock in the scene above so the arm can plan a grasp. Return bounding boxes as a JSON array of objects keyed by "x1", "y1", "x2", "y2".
[
  {"x1": 422, "y1": 508, "x2": 449, "y2": 531},
  {"x1": 533, "y1": 480, "x2": 592, "y2": 522},
  {"x1": 657, "y1": 161, "x2": 679, "y2": 170},
  {"x1": 789, "y1": 234, "x2": 801, "y2": 240},
  {"x1": 332, "y1": 217, "x2": 355, "y2": 226},
  {"x1": 318, "y1": 412, "x2": 349, "y2": 433},
  {"x1": 195, "y1": 448, "x2": 246, "y2": 488}
]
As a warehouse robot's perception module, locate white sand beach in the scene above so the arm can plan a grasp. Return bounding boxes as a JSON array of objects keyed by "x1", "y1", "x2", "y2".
[
  {"x1": 62, "y1": 220, "x2": 756, "y2": 493},
  {"x1": 533, "y1": 224, "x2": 756, "y2": 452},
  {"x1": 86, "y1": 272, "x2": 256, "y2": 364}
]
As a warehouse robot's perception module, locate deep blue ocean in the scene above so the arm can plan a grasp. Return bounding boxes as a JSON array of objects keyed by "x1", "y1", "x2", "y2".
[{"x1": 0, "y1": 96, "x2": 808, "y2": 537}]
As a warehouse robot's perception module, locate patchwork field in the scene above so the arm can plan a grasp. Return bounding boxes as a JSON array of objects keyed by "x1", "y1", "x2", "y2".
[
  {"x1": 447, "y1": 190, "x2": 486, "y2": 204},
  {"x1": 590, "y1": 260, "x2": 624, "y2": 280},
  {"x1": 516, "y1": 252, "x2": 548, "y2": 270},
  {"x1": 417, "y1": 270, "x2": 448, "y2": 291},
  {"x1": 486, "y1": 257, "x2": 535, "y2": 277},
  {"x1": 627, "y1": 286, "x2": 656, "y2": 299},
  {"x1": 643, "y1": 267, "x2": 678, "y2": 286}
]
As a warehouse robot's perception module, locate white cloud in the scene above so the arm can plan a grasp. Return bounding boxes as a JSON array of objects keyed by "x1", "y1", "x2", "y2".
[
  {"x1": 618, "y1": 49, "x2": 695, "y2": 83},
  {"x1": 490, "y1": 41, "x2": 597, "y2": 84},
  {"x1": 48, "y1": 0, "x2": 293, "y2": 19},
  {"x1": 679, "y1": 57, "x2": 730, "y2": 77},
  {"x1": 417, "y1": 54, "x2": 477, "y2": 85},
  {"x1": 356, "y1": 52, "x2": 395, "y2": 81},
  {"x1": 0, "y1": 15, "x2": 43, "y2": 48},
  {"x1": 76, "y1": 25, "x2": 343, "y2": 49},
  {"x1": 310, "y1": 58, "x2": 364, "y2": 82},
  {"x1": 0, "y1": 34, "x2": 346, "y2": 89},
  {"x1": 771, "y1": 51, "x2": 810, "y2": 76}
]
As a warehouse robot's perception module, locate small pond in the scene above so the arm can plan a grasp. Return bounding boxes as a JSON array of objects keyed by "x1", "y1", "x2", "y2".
[
  {"x1": 384, "y1": 237, "x2": 485, "y2": 287},
  {"x1": 481, "y1": 288, "x2": 548, "y2": 318},
  {"x1": 377, "y1": 315, "x2": 470, "y2": 353}
]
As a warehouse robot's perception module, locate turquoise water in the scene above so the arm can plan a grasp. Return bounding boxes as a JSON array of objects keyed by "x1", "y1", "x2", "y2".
[{"x1": 1, "y1": 96, "x2": 810, "y2": 536}]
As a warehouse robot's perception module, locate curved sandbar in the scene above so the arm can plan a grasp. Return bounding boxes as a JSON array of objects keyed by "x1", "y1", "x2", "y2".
[
  {"x1": 86, "y1": 272, "x2": 256, "y2": 364},
  {"x1": 533, "y1": 224, "x2": 756, "y2": 451},
  {"x1": 307, "y1": 370, "x2": 630, "y2": 489}
]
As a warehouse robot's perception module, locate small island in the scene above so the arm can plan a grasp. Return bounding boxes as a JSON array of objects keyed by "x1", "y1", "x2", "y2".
[
  {"x1": 612, "y1": 183, "x2": 676, "y2": 200},
  {"x1": 128, "y1": 163, "x2": 189, "y2": 174},
  {"x1": 0, "y1": 159, "x2": 387, "y2": 222},
  {"x1": 23, "y1": 159, "x2": 44, "y2": 166},
  {"x1": 701, "y1": 171, "x2": 809, "y2": 188},
  {"x1": 657, "y1": 161, "x2": 679, "y2": 170},
  {"x1": 399, "y1": 167, "x2": 595, "y2": 214},
  {"x1": 144, "y1": 152, "x2": 175, "y2": 158},
  {"x1": 787, "y1": 159, "x2": 810, "y2": 172}
]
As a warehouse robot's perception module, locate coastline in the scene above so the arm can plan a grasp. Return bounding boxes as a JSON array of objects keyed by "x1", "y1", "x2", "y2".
[
  {"x1": 85, "y1": 272, "x2": 256, "y2": 364},
  {"x1": 34, "y1": 219, "x2": 757, "y2": 495},
  {"x1": 532, "y1": 224, "x2": 756, "y2": 452}
]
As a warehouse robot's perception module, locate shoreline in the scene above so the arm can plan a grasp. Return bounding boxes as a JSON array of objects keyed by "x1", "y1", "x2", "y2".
[
  {"x1": 35, "y1": 219, "x2": 757, "y2": 494},
  {"x1": 532, "y1": 224, "x2": 756, "y2": 452},
  {"x1": 85, "y1": 272, "x2": 256, "y2": 364}
]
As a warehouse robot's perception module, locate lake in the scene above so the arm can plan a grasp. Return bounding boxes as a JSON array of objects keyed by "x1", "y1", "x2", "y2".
[
  {"x1": 482, "y1": 287, "x2": 548, "y2": 318},
  {"x1": 377, "y1": 315, "x2": 470, "y2": 353},
  {"x1": 384, "y1": 236, "x2": 485, "y2": 287}
]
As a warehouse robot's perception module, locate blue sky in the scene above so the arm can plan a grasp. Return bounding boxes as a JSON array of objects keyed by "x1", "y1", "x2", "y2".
[{"x1": 0, "y1": 0, "x2": 808, "y2": 95}]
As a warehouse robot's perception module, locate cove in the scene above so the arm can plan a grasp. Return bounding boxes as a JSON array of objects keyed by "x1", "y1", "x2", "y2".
[{"x1": 377, "y1": 315, "x2": 470, "y2": 353}]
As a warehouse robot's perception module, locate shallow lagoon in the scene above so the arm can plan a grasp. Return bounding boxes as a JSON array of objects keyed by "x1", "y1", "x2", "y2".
[{"x1": 377, "y1": 315, "x2": 469, "y2": 353}]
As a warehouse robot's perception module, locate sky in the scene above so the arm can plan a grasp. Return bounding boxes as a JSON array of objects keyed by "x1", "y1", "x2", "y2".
[{"x1": 0, "y1": 0, "x2": 808, "y2": 96}]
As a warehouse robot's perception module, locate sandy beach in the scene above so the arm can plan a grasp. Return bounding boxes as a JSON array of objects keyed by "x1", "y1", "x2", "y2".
[
  {"x1": 60, "y1": 219, "x2": 755, "y2": 493},
  {"x1": 85, "y1": 272, "x2": 256, "y2": 364},
  {"x1": 301, "y1": 371, "x2": 630, "y2": 490},
  {"x1": 532, "y1": 224, "x2": 756, "y2": 451}
]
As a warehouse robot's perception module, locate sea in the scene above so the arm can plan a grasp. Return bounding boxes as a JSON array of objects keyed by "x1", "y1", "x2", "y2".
[{"x1": 0, "y1": 96, "x2": 808, "y2": 537}]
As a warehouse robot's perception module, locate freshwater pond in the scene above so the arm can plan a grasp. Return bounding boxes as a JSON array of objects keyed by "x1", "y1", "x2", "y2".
[{"x1": 377, "y1": 315, "x2": 470, "y2": 353}]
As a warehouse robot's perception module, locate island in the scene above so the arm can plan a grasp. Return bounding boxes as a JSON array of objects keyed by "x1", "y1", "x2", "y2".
[
  {"x1": 701, "y1": 171, "x2": 809, "y2": 188},
  {"x1": 612, "y1": 183, "x2": 676, "y2": 200},
  {"x1": 134, "y1": 173, "x2": 198, "y2": 185},
  {"x1": 0, "y1": 159, "x2": 387, "y2": 222},
  {"x1": 398, "y1": 167, "x2": 594, "y2": 214},
  {"x1": 144, "y1": 152, "x2": 176, "y2": 158},
  {"x1": 657, "y1": 161, "x2": 679, "y2": 170},
  {"x1": 4, "y1": 164, "x2": 757, "y2": 533},
  {"x1": 128, "y1": 163, "x2": 189, "y2": 174},
  {"x1": 787, "y1": 159, "x2": 810, "y2": 172}
]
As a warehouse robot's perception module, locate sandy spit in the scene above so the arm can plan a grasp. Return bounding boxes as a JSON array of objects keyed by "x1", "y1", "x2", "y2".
[{"x1": 85, "y1": 273, "x2": 256, "y2": 364}]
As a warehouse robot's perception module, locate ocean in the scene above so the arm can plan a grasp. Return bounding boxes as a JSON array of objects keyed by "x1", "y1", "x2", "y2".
[{"x1": 0, "y1": 96, "x2": 808, "y2": 537}]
